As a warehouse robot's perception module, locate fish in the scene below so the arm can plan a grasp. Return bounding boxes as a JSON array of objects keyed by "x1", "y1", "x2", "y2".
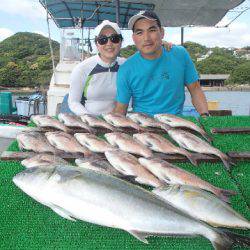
[
  {"x1": 104, "y1": 132, "x2": 153, "y2": 158},
  {"x1": 31, "y1": 115, "x2": 70, "y2": 132},
  {"x1": 16, "y1": 132, "x2": 58, "y2": 153},
  {"x1": 167, "y1": 129, "x2": 233, "y2": 171},
  {"x1": 21, "y1": 154, "x2": 68, "y2": 168},
  {"x1": 58, "y1": 113, "x2": 95, "y2": 133},
  {"x1": 75, "y1": 156, "x2": 122, "y2": 177},
  {"x1": 80, "y1": 114, "x2": 116, "y2": 132},
  {"x1": 74, "y1": 133, "x2": 114, "y2": 153},
  {"x1": 153, "y1": 184, "x2": 250, "y2": 229},
  {"x1": 154, "y1": 114, "x2": 212, "y2": 142},
  {"x1": 45, "y1": 131, "x2": 92, "y2": 156},
  {"x1": 13, "y1": 165, "x2": 250, "y2": 249},
  {"x1": 102, "y1": 113, "x2": 144, "y2": 131},
  {"x1": 138, "y1": 157, "x2": 236, "y2": 203},
  {"x1": 104, "y1": 149, "x2": 162, "y2": 187},
  {"x1": 133, "y1": 133, "x2": 198, "y2": 166},
  {"x1": 127, "y1": 112, "x2": 163, "y2": 128}
]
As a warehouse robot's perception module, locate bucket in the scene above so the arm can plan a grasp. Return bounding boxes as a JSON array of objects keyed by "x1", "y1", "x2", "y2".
[{"x1": 208, "y1": 101, "x2": 219, "y2": 110}]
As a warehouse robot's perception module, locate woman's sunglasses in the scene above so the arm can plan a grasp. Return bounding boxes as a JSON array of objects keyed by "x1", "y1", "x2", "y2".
[{"x1": 96, "y1": 34, "x2": 123, "y2": 45}]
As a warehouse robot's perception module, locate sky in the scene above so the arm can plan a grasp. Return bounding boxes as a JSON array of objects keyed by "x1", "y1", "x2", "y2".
[{"x1": 0, "y1": 0, "x2": 250, "y2": 52}]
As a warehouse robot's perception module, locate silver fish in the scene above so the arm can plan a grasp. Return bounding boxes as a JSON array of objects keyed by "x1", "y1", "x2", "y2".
[
  {"x1": 153, "y1": 184, "x2": 250, "y2": 229},
  {"x1": 127, "y1": 112, "x2": 163, "y2": 128},
  {"x1": 58, "y1": 113, "x2": 94, "y2": 133},
  {"x1": 16, "y1": 132, "x2": 58, "y2": 153},
  {"x1": 104, "y1": 149, "x2": 162, "y2": 187},
  {"x1": 133, "y1": 133, "x2": 197, "y2": 166},
  {"x1": 45, "y1": 131, "x2": 92, "y2": 156},
  {"x1": 13, "y1": 165, "x2": 250, "y2": 249},
  {"x1": 80, "y1": 114, "x2": 116, "y2": 131},
  {"x1": 167, "y1": 129, "x2": 233, "y2": 170},
  {"x1": 21, "y1": 154, "x2": 68, "y2": 168},
  {"x1": 31, "y1": 115, "x2": 69, "y2": 132},
  {"x1": 102, "y1": 113, "x2": 143, "y2": 131},
  {"x1": 138, "y1": 157, "x2": 236, "y2": 203},
  {"x1": 75, "y1": 156, "x2": 121, "y2": 177},
  {"x1": 104, "y1": 132, "x2": 153, "y2": 158},
  {"x1": 154, "y1": 114, "x2": 211, "y2": 142},
  {"x1": 74, "y1": 133, "x2": 114, "y2": 153}
]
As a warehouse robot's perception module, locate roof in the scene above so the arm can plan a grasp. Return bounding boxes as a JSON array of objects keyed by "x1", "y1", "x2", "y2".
[
  {"x1": 39, "y1": 0, "x2": 245, "y2": 29},
  {"x1": 200, "y1": 74, "x2": 230, "y2": 80}
]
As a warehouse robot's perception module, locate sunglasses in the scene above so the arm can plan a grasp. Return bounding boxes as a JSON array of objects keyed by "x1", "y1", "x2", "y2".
[{"x1": 96, "y1": 34, "x2": 123, "y2": 45}]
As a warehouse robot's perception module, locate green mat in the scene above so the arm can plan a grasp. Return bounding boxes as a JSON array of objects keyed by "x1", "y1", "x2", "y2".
[{"x1": 0, "y1": 116, "x2": 249, "y2": 249}]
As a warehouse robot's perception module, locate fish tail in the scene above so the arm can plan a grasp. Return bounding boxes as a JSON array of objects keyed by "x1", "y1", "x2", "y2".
[
  {"x1": 179, "y1": 148, "x2": 198, "y2": 166},
  {"x1": 219, "y1": 153, "x2": 233, "y2": 171},
  {"x1": 185, "y1": 152, "x2": 198, "y2": 166},
  {"x1": 216, "y1": 188, "x2": 237, "y2": 203},
  {"x1": 212, "y1": 229, "x2": 250, "y2": 250}
]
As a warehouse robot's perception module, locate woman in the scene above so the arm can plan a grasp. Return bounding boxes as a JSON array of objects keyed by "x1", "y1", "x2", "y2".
[{"x1": 68, "y1": 20, "x2": 125, "y2": 115}]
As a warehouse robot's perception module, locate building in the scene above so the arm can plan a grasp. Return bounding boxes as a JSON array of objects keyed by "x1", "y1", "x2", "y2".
[{"x1": 199, "y1": 74, "x2": 230, "y2": 87}]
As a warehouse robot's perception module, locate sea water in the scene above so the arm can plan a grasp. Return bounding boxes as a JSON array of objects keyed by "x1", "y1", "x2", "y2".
[{"x1": 185, "y1": 91, "x2": 250, "y2": 116}]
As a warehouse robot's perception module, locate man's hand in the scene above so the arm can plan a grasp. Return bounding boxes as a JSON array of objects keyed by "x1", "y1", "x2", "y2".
[
  {"x1": 112, "y1": 102, "x2": 128, "y2": 115},
  {"x1": 162, "y1": 41, "x2": 173, "y2": 51}
]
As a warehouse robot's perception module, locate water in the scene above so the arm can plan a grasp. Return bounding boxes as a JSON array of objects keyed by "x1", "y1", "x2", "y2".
[
  {"x1": 185, "y1": 91, "x2": 250, "y2": 116},
  {"x1": 9, "y1": 90, "x2": 250, "y2": 116}
]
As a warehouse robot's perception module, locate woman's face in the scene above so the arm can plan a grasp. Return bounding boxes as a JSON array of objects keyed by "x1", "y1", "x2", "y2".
[{"x1": 96, "y1": 27, "x2": 122, "y2": 63}]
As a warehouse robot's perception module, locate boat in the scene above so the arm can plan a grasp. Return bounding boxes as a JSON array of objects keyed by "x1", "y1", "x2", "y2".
[{"x1": 38, "y1": 0, "x2": 244, "y2": 116}]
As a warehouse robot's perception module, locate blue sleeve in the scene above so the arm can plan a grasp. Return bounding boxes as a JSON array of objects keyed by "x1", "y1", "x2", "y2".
[
  {"x1": 182, "y1": 47, "x2": 199, "y2": 85},
  {"x1": 116, "y1": 64, "x2": 131, "y2": 104}
]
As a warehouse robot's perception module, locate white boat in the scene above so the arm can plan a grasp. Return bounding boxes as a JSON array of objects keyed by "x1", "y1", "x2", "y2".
[{"x1": 39, "y1": 0, "x2": 243, "y2": 116}]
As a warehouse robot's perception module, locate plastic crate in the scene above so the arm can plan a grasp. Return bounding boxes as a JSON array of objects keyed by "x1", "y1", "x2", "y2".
[{"x1": 0, "y1": 92, "x2": 16, "y2": 115}]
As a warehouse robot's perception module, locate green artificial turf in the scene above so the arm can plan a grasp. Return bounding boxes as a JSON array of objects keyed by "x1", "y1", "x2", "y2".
[{"x1": 0, "y1": 116, "x2": 249, "y2": 249}]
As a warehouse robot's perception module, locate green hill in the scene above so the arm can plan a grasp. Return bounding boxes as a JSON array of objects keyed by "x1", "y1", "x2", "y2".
[
  {"x1": 0, "y1": 33, "x2": 249, "y2": 87},
  {"x1": 0, "y1": 32, "x2": 59, "y2": 88}
]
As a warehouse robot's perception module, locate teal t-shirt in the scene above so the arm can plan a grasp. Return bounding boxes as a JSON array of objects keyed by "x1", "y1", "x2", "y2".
[{"x1": 116, "y1": 46, "x2": 199, "y2": 116}]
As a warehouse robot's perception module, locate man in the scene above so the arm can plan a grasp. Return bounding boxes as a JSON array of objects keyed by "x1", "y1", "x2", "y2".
[{"x1": 114, "y1": 10, "x2": 209, "y2": 117}]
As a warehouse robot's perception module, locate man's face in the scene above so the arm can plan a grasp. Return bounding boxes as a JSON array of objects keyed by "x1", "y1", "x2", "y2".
[
  {"x1": 132, "y1": 18, "x2": 164, "y2": 59},
  {"x1": 96, "y1": 27, "x2": 122, "y2": 63}
]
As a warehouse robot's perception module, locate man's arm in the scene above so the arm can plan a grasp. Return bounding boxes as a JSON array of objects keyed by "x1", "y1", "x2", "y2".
[
  {"x1": 113, "y1": 102, "x2": 128, "y2": 115},
  {"x1": 186, "y1": 81, "x2": 209, "y2": 115}
]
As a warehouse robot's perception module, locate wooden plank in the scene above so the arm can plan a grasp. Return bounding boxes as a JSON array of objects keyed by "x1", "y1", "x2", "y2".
[
  {"x1": 209, "y1": 110, "x2": 232, "y2": 116},
  {"x1": 211, "y1": 127, "x2": 250, "y2": 134},
  {"x1": 2, "y1": 151, "x2": 249, "y2": 163},
  {"x1": 0, "y1": 151, "x2": 87, "y2": 161}
]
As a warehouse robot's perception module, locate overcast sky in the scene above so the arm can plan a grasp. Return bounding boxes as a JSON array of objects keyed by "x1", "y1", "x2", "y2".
[{"x1": 0, "y1": 0, "x2": 249, "y2": 50}]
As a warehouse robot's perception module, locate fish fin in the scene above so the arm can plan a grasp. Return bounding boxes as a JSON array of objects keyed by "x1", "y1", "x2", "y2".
[
  {"x1": 119, "y1": 175, "x2": 137, "y2": 184},
  {"x1": 217, "y1": 189, "x2": 237, "y2": 203},
  {"x1": 212, "y1": 229, "x2": 250, "y2": 250},
  {"x1": 55, "y1": 166, "x2": 83, "y2": 182},
  {"x1": 160, "y1": 124, "x2": 171, "y2": 132},
  {"x1": 160, "y1": 174, "x2": 171, "y2": 184},
  {"x1": 203, "y1": 133, "x2": 213, "y2": 143},
  {"x1": 128, "y1": 230, "x2": 149, "y2": 244},
  {"x1": 50, "y1": 204, "x2": 76, "y2": 221}
]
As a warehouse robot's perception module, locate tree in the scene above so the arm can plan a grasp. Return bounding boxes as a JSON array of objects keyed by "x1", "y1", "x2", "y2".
[
  {"x1": 228, "y1": 61, "x2": 250, "y2": 85},
  {"x1": 183, "y1": 41, "x2": 208, "y2": 61},
  {"x1": 196, "y1": 55, "x2": 242, "y2": 74},
  {"x1": 120, "y1": 45, "x2": 137, "y2": 58}
]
